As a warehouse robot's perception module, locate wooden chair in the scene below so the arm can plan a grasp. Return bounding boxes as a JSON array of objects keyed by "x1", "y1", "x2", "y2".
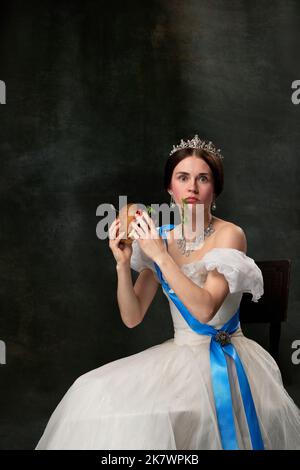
[{"x1": 239, "y1": 259, "x2": 291, "y2": 366}]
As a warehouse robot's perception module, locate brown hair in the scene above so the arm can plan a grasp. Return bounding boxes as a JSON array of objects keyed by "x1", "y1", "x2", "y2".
[{"x1": 163, "y1": 147, "x2": 224, "y2": 198}]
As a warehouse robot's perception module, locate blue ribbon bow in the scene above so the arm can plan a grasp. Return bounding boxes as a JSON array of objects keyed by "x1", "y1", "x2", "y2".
[{"x1": 153, "y1": 224, "x2": 264, "y2": 450}]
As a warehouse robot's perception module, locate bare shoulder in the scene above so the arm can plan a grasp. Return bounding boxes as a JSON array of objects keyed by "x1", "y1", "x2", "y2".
[{"x1": 213, "y1": 218, "x2": 247, "y2": 253}]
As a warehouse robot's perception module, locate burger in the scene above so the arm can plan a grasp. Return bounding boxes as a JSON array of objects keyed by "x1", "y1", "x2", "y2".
[{"x1": 118, "y1": 203, "x2": 142, "y2": 245}]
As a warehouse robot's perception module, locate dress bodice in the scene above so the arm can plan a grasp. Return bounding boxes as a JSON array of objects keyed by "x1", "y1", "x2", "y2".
[{"x1": 130, "y1": 238, "x2": 264, "y2": 342}]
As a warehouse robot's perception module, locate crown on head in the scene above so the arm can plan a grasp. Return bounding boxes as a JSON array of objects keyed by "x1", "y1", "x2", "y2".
[{"x1": 169, "y1": 134, "x2": 223, "y2": 159}]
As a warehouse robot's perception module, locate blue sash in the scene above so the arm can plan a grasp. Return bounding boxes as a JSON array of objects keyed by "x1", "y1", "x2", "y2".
[{"x1": 153, "y1": 224, "x2": 264, "y2": 450}]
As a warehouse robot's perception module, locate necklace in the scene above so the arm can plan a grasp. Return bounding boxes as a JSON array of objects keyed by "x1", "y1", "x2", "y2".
[{"x1": 176, "y1": 218, "x2": 215, "y2": 257}]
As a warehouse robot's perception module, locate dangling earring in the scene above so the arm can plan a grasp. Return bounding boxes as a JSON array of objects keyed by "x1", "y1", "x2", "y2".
[
  {"x1": 169, "y1": 193, "x2": 176, "y2": 208},
  {"x1": 211, "y1": 199, "x2": 216, "y2": 211}
]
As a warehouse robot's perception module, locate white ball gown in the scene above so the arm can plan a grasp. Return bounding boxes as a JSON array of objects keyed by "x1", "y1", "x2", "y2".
[{"x1": 36, "y1": 226, "x2": 300, "y2": 450}]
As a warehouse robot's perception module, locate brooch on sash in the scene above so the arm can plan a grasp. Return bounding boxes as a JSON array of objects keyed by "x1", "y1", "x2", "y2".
[{"x1": 214, "y1": 331, "x2": 231, "y2": 346}]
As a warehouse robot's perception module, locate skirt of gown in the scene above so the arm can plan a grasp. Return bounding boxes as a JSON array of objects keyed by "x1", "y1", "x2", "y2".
[{"x1": 35, "y1": 327, "x2": 300, "y2": 450}]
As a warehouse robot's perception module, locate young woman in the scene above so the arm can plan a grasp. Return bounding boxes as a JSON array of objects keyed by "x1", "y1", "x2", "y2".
[{"x1": 36, "y1": 135, "x2": 300, "y2": 450}]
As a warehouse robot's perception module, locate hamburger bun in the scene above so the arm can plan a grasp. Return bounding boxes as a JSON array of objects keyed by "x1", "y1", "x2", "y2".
[{"x1": 118, "y1": 203, "x2": 141, "y2": 245}]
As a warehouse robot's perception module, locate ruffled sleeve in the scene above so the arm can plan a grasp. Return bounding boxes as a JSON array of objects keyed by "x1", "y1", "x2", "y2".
[
  {"x1": 201, "y1": 248, "x2": 264, "y2": 302},
  {"x1": 130, "y1": 240, "x2": 159, "y2": 282}
]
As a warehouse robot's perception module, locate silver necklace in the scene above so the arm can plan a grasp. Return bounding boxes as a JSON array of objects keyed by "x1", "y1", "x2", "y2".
[{"x1": 176, "y1": 218, "x2": 215, "y2": 257}]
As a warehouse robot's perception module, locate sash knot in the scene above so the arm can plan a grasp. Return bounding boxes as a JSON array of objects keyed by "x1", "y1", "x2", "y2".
[{"x1": 214, "y1": 330, "x2": 231, "y2": 346}]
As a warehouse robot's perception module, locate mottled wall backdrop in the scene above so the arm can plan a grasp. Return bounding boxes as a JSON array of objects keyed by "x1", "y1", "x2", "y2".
[{"x1": 0, "y1": 0, "x2": 299, "y2": 449}]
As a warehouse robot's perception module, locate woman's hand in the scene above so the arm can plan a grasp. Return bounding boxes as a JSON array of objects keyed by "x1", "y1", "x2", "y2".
[
  {"x1": 129, "y1": 210, "x2": 168, "y2": 263},
  {"x1": 108, "y1": 217, "x2": 133, "y2": 266}
]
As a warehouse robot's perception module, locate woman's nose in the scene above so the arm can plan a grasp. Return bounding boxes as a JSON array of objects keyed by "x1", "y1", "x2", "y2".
[{"x1": 188, "y1": 181, "x2": 199, "y2": 192}]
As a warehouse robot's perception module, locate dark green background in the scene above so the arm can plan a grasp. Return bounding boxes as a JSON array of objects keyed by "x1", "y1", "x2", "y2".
[{"x1": 0, "y1": 0, "x2": 299, "y2": 449}]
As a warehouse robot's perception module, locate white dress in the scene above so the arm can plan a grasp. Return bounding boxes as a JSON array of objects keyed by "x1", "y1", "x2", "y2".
[{"x1": 35, "y1": 241, "x2": 300, "y2": 450}]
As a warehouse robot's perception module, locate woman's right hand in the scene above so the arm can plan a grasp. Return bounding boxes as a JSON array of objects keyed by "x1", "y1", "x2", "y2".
[{"x1": 108, "y1": 218, "x2": 133, "y2": 266}]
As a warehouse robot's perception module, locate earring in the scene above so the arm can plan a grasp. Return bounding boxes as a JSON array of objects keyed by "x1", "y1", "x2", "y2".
[
  {"x1": 170, "y1": 193, "x2": 176, "y2": 208},
  {"x1": 211, "y1": 199, "x2": 216, "y2": 211}
]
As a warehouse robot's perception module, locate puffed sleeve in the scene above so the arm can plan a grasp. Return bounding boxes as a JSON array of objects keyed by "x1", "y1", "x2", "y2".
[
  {"x1": 201, "y1": 248, "x2": 264, "y2": 302},
  {"x1": 130, "y1": 239, "x2": 159, "y2": 282}
]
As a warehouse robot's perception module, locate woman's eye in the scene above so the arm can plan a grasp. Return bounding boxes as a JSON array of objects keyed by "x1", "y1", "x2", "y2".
[{"x1": 179, "y1": 175, "x2": 208, "y2": 182}]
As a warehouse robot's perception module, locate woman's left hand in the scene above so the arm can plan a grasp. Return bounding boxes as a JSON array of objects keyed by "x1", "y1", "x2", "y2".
[{"x1": 129, "y1": 210, "x2": 167, "y2": 263}]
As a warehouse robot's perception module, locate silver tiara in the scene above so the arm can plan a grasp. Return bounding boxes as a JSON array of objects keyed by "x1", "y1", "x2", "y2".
[{"x1": 169, "y1": 134, "x2": 223, "y2": 159}]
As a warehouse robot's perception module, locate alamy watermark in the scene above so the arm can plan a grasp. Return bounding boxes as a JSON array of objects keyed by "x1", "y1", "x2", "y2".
[
  {"x1": 291, "y1": 340, "x2": 300, "y2": 365},
  {"x1": 291, "y1": 80, "x2": 300, "y2": 105},
  {"x1": 0, "y1": 340, "x2": 6, "y2": 365},
  {"x1": 0, "y1": 80, "x2": 6, "y2": 104},
  {"x1": 96, "y1": 195, "x2": 206, "y2": 242}
]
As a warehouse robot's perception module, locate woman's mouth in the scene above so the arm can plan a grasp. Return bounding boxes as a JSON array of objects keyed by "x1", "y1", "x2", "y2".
[{"x1": 185, "y1": 198, "x2": 199, "y2": 203}]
